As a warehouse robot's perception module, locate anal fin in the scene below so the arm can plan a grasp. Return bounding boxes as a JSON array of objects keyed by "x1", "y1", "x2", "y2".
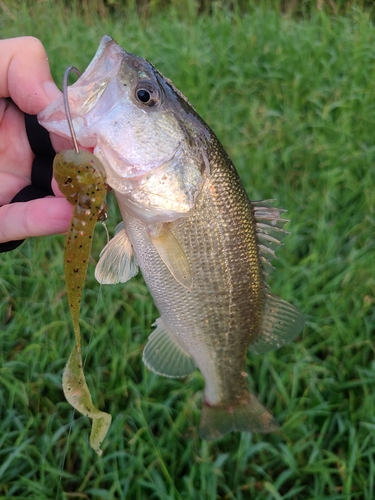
[
  {"x1": 95, "y1": 222, "x2": 138, "y2": 284},
  {"x1": 143, "y1": 318, "x2": 196, "y2": 378},
  {"x1": 249, "y1": 292, "x2": 305, "y2": 354}
]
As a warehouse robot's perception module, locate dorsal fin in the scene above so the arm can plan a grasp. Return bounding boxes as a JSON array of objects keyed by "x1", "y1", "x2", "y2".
[
  {"x1": 250, "y1": 200, "x2": 305, "y2": 352},
  {"x1": 253, "y1": 200, "x2": 289, "y2": 277},
  {"x1": 249, "y1": 291, "x2": 305, "y2": 354}
]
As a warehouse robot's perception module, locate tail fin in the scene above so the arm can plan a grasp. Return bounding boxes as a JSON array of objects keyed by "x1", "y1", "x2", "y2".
[{"x1": 199, "y1": 393, "x2": 279, "y2": 441}]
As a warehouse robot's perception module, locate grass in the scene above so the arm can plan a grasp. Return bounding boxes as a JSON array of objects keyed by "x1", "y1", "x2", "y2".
[{"x1": 1, "y1": 1, "x2": 375, "y2": 498}]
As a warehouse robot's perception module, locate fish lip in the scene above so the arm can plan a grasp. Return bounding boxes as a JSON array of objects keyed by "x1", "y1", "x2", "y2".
[
  {"x1": 73, "y1": 35, "x2": 124, "y2": 91},
  {"x1": 85, "y1": 35, "x2": 116, "y2": 71}
]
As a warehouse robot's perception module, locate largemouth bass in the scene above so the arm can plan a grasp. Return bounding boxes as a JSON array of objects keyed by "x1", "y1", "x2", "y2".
[{"x1": 39, "y1": 36, "x2": 304, "y2": 440}]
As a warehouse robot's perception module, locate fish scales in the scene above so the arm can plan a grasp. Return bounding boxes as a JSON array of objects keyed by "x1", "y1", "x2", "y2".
[
  {"x1": 118, "y1": 136, "x2": 265, "y2": 407},
  {"x1": 39, "y1": 35, "x2": 305, "y2": 442}
]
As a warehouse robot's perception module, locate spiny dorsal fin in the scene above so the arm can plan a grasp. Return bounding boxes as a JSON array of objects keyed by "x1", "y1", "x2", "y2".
[
  {"x1": 253, "y1": 200, "x2": 289, "y2": 277},
  {"x1": 143, "y1": 318, "x2": 196, "y2": 378},
  {"x1": 95, "y1": 222, "x2": 138, "y2": 284}
]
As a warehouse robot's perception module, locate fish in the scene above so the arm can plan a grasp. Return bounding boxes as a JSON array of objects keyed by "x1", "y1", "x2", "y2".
[
  {"x1": 53, "y1": 149, "x2": 111, "y2": 455},
  {"x1": 39, "y1": 35, "x2": 305, "y2": 441}
]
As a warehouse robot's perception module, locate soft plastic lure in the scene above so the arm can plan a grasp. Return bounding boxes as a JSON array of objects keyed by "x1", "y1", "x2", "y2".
[{"x1": 53, "y1": 67, "x2": 111, "y2": 455}]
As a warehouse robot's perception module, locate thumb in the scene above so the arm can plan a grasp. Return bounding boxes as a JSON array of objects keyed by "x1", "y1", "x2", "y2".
[{"x1": 0, "y1": 36, "x2": 61, "y2": 115}]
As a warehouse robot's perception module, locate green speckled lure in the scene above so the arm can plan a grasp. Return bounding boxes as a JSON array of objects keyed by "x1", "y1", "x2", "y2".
[
  {"x1": 54, "y1": 148, "x2": 111, "y2": 456},
  {"x1": 53, "y1": 66, "x2": 111, "y2": 455}
]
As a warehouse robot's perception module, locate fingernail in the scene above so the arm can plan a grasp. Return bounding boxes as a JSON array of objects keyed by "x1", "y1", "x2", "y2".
[{"x1": 43, "y1": 80, "x2": 61, "y2": 101}]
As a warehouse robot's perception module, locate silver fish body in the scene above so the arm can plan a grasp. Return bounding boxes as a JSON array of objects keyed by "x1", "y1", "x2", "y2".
[{"x1": 39, "y1": 36, "x2": 304, "y2": 440}]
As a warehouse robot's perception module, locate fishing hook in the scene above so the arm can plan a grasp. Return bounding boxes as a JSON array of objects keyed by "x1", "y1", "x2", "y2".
[
  {"x1": 62, "y1": 66, "x2": 109, "y2": 237},
  {"x1": 63, "y1": 66, "x2": 82, "y2": 154}
]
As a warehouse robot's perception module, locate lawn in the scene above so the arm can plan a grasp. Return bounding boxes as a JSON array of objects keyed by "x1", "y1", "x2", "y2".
[{"x1": 0, "y1": 1, "x2": 374, "y2": 498}]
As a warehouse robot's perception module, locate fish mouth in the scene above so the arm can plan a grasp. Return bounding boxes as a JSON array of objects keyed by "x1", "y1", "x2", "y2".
[{"x1": 38, "y1": 36, "x2": 124, "y2": 146}]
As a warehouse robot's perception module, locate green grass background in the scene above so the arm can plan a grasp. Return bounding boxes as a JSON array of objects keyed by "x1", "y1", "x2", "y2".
[{"x1": 1, "y1": 1, "x2": 375, "y2": 498}]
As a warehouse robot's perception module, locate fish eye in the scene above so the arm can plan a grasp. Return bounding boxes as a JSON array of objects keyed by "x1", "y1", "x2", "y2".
[
  {"x1": 135, "y1": 82, "x2": 159, "y2": 107},
  {"x1": 137, "y1": 89, "x2": 151, "y2": 102}
]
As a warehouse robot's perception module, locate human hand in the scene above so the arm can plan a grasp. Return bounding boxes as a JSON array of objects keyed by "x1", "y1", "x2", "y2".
[{"x1": 0, "y1": 36, "x2": 73, "y2": 246}]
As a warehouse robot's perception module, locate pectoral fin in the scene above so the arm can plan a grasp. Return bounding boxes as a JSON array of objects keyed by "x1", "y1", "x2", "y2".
[
  {"x1": 95, "y1": 222, "x2": 138, "y2": 284},
  {"x1": 249, "y1": 292, "x2": 305, "y2": 354},
  {"x1": 149, "y1": 224, "x2": 192, "y2": 290},
  {"x1": 143, "y1": 318, "x2": 196, "y2": 378}
]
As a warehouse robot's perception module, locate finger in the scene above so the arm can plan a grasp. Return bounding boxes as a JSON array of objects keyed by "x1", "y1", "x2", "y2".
[
  {"x1": 0, "y1": 37, "x2": 61, "y2": 115},
  {"x1": 0, "y1": 197, "x2": 72, "y2": 243}
]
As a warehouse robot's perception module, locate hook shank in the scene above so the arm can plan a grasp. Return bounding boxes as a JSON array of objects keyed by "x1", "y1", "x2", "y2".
[{"x1": 63, "y1": 66, "x2": 82, "y2": 154}]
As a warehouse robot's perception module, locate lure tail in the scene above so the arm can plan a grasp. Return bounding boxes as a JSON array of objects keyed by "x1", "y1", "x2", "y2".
[
  {"x1": 199, "y1": 393, "x2": 279, "y2": 441},
  {"x1": 62, "y1": 346, "x2": 112, "y2": 456}
]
